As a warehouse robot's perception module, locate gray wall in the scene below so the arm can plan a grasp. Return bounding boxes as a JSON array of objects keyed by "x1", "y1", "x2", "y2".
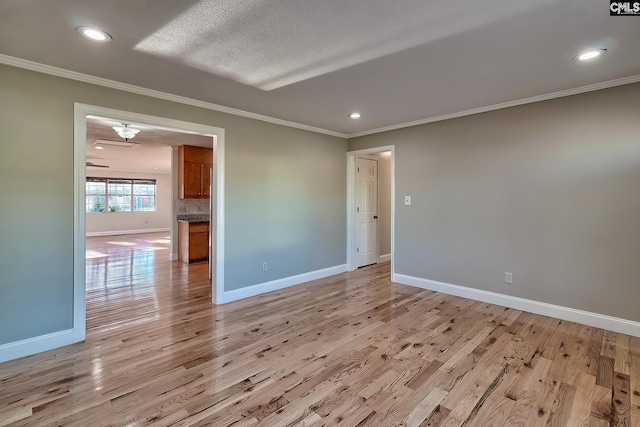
[
  {"x1": 85, "y1": 170, "x2": 172, "y2": 235},
  {"x1": 349, "y1": 83, "x2": 640, "y2": 322},
  {"x1": 376, "y1": 152, "x2": 392, "y2": 256},
  {"x1": 0, "y1": 64, "x2": 346, "y2": 345}
]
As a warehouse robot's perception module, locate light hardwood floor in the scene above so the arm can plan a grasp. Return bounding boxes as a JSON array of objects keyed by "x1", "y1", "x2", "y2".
[{"x1": 1, "y1": 232, "x2": 638, "y2": 426}]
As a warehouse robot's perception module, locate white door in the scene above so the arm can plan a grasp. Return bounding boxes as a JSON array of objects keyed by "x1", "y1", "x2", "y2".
[{"x1": 355, "y1": 157, "x2": 378, "y2": 267}]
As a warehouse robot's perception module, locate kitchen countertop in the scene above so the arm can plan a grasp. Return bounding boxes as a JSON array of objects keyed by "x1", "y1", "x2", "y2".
[{"x1": 176, "y1": 214, "x2": 210, "y2": 223}]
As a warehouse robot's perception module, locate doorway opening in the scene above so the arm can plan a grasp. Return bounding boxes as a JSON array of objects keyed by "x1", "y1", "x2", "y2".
[
  {"x1": 347, "y1": 146, "x2": 395, "y2": 274},
  {"x1": 73, "y1": 103, "x2": 225, "y2": 343}
]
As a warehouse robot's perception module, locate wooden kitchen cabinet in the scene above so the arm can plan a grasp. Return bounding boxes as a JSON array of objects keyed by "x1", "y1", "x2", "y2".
[
  {"x1": 178, "y1": 145, "x2": 213, "y2": 199},
  {"x1": 178, "y1": 221, "x2": 210, "y2": 264}
]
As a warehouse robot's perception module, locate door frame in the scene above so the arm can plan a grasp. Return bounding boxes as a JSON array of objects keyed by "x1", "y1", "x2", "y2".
[
  {"x1": 346, "y1": 145, "x2": 395, "y2": 273},
  {"x1": 73, "y1": 103, "x2": 226, "y2": 343}
]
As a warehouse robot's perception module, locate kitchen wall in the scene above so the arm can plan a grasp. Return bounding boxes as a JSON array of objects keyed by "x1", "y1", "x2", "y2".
[
  {"x1": 0, "y1": 63, "x2": 346, "y2": 347},
  {"x1": 349, "y1": 82, "x2": 640, "y2": 323},
  {"x1": 85, "y1": 169, "x2": 172, "y2": 235}
]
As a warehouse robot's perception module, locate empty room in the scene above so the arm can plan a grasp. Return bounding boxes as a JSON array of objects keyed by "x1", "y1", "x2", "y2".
[{"x1": 1, "y1": 1, "x2": 639, "y2": 426}]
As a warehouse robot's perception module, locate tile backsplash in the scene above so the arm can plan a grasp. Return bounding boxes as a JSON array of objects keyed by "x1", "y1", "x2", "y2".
[{"x1": 176, "y1": 199, "x2": 210, "y2": 214}]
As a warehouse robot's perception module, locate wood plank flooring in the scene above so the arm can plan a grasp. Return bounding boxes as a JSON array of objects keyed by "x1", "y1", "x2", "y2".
[{"x1": 1, "y1": 232, "x2": 639, "y2": 426}]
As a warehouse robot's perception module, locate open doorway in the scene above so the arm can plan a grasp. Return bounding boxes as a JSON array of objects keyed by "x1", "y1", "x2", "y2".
[
  {"x1": 73, "y1": 103, "x2": 225, "y2": 344},
  {"x1": 347, "y1": 146, "x2": 395, "y2": 274},
  {"x1": 84, "y1": 116, "x2": 212, "y2": 330}
]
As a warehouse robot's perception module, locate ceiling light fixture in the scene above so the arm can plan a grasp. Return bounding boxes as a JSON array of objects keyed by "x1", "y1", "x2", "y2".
[
  {"x1": 112, "y1": 123, "x2": 141, "y2": 141},
  {"x1": 575, "y1": 49, "x2": 606, "y2": 62},
  {"x1": 77, "y1": 26, "x2": 112, "y2": 42},
  {"x1": 349, "y1": 112, "x2": 361, "y2": 119},
  {"x1": 95, "y1": 146, "x2": 104, "y2": 150}
]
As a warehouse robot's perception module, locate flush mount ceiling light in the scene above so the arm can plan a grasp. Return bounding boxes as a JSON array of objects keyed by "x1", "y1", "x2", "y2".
[
  {"x1": 574, "y1": 49, "x2": 606, "y2": 62},
  {"x1": 77, "y1": 26, "x2": 112, "y2": 42},
  {"x1": 95, "y1": 146, "x2": 104, "y2": 150},
  {"x1": 112, "y1": 123, "x2": 141, "y2": 141},
  {"x1": 349, "y1": 112, "x2": 361, "y2": 119}
]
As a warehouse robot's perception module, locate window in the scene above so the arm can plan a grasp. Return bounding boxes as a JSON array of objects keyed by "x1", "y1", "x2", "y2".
[{"x1": 86, "y1": 178, "x2": 156, "y2": 212}]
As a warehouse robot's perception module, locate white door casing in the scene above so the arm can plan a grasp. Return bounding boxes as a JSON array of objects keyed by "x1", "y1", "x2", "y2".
[
  {"x1": 74, "y1": 103, "x2": 226, "y2": 345},
  {"x1": 355, "y1": 157, "x2": 378, "y2": 267}
]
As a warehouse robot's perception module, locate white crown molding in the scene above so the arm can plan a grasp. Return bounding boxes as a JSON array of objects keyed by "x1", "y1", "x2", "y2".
[
  {"x1": 348, "y1": 74, "x2": 640, "y2": 138},
  {"x1": 0, "y1": 54, "x2": 348, "y2": 139},
  {"x1": 393, "y1": 273, "x2": 640, "y2": 338},
  {"x1": 3, "y1": 54, "x2": 639, "y2": 141}
]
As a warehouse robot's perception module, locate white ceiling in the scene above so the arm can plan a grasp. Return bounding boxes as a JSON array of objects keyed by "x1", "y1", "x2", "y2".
[
  {"x1": 1, "y1": 0, "x2": 639, "y2": 135},
  {"x1": 85, "y1": 117, "x2": 212, "y2": 173}
]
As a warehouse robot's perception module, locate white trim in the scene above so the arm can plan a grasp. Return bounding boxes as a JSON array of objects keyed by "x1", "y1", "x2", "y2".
[
  {"x1": 85, "y1": 227, "x2": 170, "y2": 237},
  {"x1": 348, "y1": 74, "x2": 640, "y2": 138},
  {"x1": 0, "y1": 54, "x2": 347, "y2": 139},
  {"x1": 75, "y1": 104, "x2": 226, "y2": 341},
  {"x1": 0, "y1": 329, "x2": 75, "y2": 363},
  {"x1": 73, "y1": 106, "x2": 87, "y2": 343},
  {"x1": 170, "y1": 253, "x2": 179, "y2": 261},
  {"x1": 212, "y1": 132, "x2": 226, "y2": 304},
  {"x1": 217, "y1": 265, "x2": 347, "y2": 304},
  {"x1": 347, "y1": 146, "x2": 395, "y2": 275},
  {"x1": 4, "y1": 54, "x2": 639, "y2": 140},
  {"x1": 393, "y1": 273, "x2": 640, "y2": 338},
  {"x1": 378, "y1": 254, "x2": 391, "y2": 263}
]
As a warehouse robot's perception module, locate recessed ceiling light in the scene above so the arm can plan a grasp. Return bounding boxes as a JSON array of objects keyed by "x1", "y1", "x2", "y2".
[
  {"x1": 95, "y1": 146, "x2": 104, "y2": 150},
  {"x1": 349, "y1": 112, "x2": 361, "y2": 119},
  {"x1": 77, "y1": 26, "x2": 112, "y2": 42},
  {"x1": 575, "y1": 49, "x2": 606, "y2": 62}
]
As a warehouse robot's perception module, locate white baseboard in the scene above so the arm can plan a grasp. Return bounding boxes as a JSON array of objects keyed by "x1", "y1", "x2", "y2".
[
  {"x1": 86, "y1": 227, "x2": 170, "y2": 237},
  {"x1": 0, "y1": 329, "x2": 76, "y2": 363},
  {"x1": 378, "y1": 253, "x2": 391, "y2": 263},
  {"x1": 393, "y1": 273, "x2": 640, "y2": 338},
  {"x1": 218, "y1": 264, "x2": 348, "y2": 304},
  {"x1": 169, "y1": 253, "x2": 179, "y2": 261}
]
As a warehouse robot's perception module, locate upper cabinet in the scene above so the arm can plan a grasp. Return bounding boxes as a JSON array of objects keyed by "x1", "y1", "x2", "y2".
[{"x1": 178, "y1": 145, "x2": 213, "y2": 199}]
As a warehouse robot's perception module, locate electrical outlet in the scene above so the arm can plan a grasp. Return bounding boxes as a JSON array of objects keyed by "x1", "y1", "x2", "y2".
[
  {"x1": 504, "y1": 272, "x2": 513, "y2": 285},
  {"x1": 262, "y1": 262, "x2": 268, "y2": 271},
  {"x1": 404, "y1": 195, "x2": 411, "y2": 206}
]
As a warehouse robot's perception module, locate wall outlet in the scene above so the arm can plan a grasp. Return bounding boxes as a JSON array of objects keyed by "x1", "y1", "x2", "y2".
[
  {"x1": 262, "y1": 262, "x2": 268, "y2": 271},
  {"x1": 504, "y1": 272, "x2": 513, "y2": 285}
]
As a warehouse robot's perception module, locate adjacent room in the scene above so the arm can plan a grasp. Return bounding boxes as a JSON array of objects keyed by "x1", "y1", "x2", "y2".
[
  {"x1": 1, "y1": 1, "x2": 639, "y2": 426},
  {"x1": 83, "y1": 116, "x2": 216, "y2": 329}
]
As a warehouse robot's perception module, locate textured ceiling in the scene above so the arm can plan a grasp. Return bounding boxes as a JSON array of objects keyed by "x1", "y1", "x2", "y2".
[
  {"x1": 134, "y1": 0, "x2": 556, "y2": 90},
  {"x1": 1, "y1": 0, "x2": 639, "y2": 135}
]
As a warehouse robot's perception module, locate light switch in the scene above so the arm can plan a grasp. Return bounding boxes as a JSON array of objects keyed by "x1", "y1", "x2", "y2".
[{"x1": 404, "y1": 196, "x2": 411, "y2": 206}]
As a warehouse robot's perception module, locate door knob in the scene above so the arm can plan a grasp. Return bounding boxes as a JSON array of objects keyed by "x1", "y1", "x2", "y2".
[{"x1": 374, "y1": 215, "x2": 378, "y2": 219}]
